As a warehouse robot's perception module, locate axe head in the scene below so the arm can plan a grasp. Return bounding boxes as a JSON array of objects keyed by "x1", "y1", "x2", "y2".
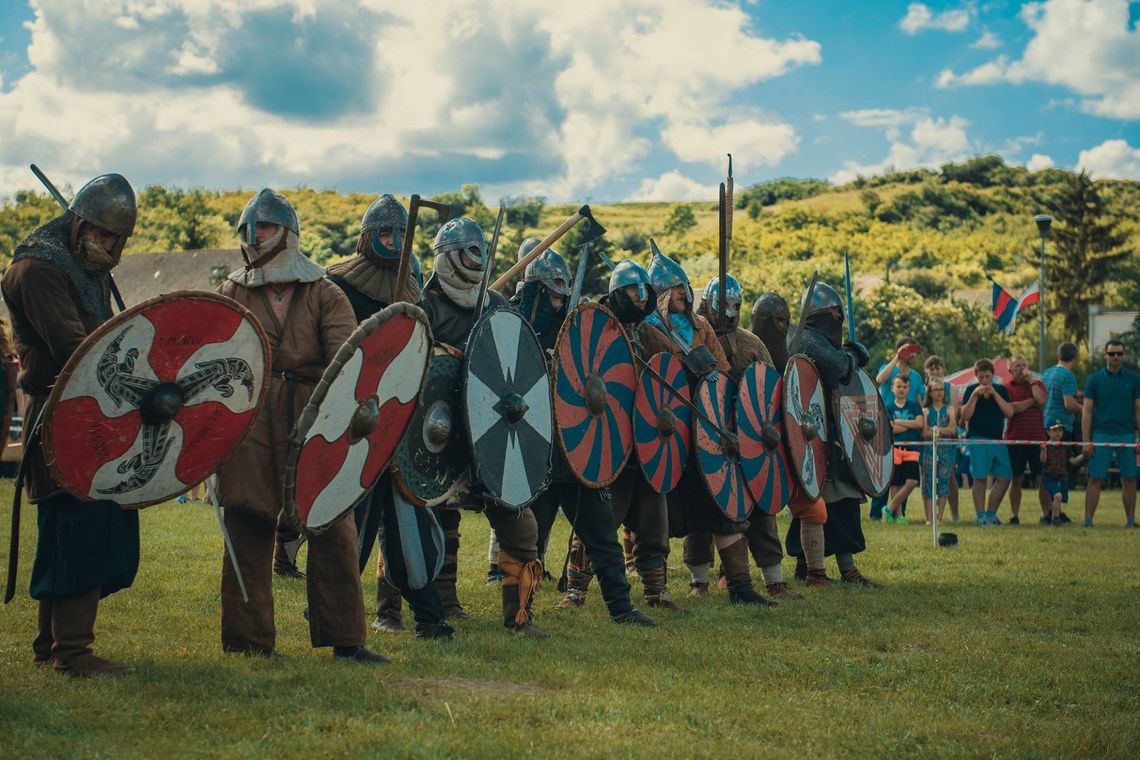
[
  {"x1": 418, "y1": 198, "x2": 453, "y2": 225},
  {"x1": 577, "y1": 204, "x2": 606, "y2": 245}
]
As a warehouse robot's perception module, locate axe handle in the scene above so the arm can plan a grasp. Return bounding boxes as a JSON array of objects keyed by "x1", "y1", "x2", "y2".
[
  {"x1": 718, "y1": 182, "x2": 727, "y2": 322},
  {"x1": 491, "y1": 210, "x2": 584, "y2": 291},
  {"x1": 635, "y1": 354, "x2": 736, "y2": 446},
  {"x1": 394, "y1": 194, "x2": 422, "y2": 304}
]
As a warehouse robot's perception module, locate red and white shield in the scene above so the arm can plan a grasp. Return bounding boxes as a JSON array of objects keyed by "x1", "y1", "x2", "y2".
[
  {"x1": 782, "y1": 354, "x2": 829, "y2": 500},
  {"x1": 833, "y1": 366, "x2": 894, "y2": 497},
  {"x1": 42, "y1": 292, "x2": 271, "y2": 508},
  {"x1": 284, "y1": 302, "x2": 431, "y2": 535}
]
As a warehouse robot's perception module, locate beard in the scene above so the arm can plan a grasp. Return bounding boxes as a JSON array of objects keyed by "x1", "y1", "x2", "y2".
[{"x1": 76, "y1": 229, "x2": 120, "y2": 273}]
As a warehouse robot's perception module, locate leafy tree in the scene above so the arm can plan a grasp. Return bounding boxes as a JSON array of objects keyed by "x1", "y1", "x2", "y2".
[
  {"x1": 663, "y1": 204, "x2": 697, "y2": 236},
  {"x1": 503, "y1": 195, "x2": 544, "y2": 230},
  {"x1": 1046, "y1": 170, "x2": 1133, "y2": 341}
]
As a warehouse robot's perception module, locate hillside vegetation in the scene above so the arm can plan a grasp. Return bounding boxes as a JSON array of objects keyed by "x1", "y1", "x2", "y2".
[{"x1": 2, "y1": 155, "x2": 1137, "y2": 374}]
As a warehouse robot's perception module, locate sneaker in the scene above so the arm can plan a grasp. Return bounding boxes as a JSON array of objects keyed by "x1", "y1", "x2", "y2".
[
  {"x1": 1051, "y1": 518, "x2": 1064, "y2": 527},
  {"x1": 896, "y1": 515, "x2": 907, "y2": 525},
  {"x1": 1058, "y1": 512, "x2": 1072, "y2": 524},
  {"x1": 1039, "y1": 516, "x2": 1051, "y2": 526},
  {"x1": 176, "y1": 495, "x2": 189, "y2": 504},
  {"x1": 1008, "y1": 516, "x2": 1020, "y2": 526},
  {"x1": 884, "y1": 512, "x2": 896, "y2": 524},
  {"x1": 1084, "y1": 517, "x2": 1093, "y2": 528},
  {"x1": 992, "y1": 514, "x2": 1003, "y2": 526}
]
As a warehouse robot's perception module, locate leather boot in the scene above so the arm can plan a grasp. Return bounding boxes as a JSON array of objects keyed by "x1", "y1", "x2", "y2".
[
  {"x1": 554, "y1": 535, "x2": 592, "y2": 610},
  {"x1": 641, "y1": 565, "x2": 684, "y2": 612},
  {"x1": 499, "y1": 552, "x2": 548, "y2": 638},
  {"x1": 718, "y1": 539, "x2": 777, "y2": 608},
  {"x1": 52, "y1": 588, "x2": 133, "y2": 677},
  {"x1": 622, "y1": 527, "x2": 637, "y2": 577},
  {"x1": 372, "y1": 569, "x2": 407, "y2": 633},
  {"x1": 33, "y1": 599, "x2": 53, "y2": 664},
  {"x1": 273, "y1": 521, "x2": 305, "y2": 579}
]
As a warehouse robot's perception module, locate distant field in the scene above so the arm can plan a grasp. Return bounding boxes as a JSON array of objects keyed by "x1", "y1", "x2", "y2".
[{"x1": 1, "y1": 482, "x2": 1137, "y2": 758}]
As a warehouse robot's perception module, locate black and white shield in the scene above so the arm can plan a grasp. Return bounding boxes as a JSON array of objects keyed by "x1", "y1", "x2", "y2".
[{"x1": 463, "y1": 307, "x2": 552, "y2": 509}]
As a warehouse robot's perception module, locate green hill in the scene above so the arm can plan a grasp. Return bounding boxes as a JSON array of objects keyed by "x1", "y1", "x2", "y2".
[{"x1": 2, "y1": 155, "x2": 1137, "y2": 373}]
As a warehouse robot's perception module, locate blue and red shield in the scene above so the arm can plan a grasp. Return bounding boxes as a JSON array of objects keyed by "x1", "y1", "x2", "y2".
[
  {"x1": 552, "y1": 302, "x2": 636, "y2": 488},
  {"x1": 633, "y1": 352, "x2": 691, "y2": 494},
  {"x1": 736, "y1": 360, "x2": 793, "y2": 515},
  {"x1": 694, "y1": 372, "x2": 751, "y2": 522}
]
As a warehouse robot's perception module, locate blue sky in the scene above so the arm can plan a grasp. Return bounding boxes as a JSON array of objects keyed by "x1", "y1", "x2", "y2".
[{"x1": 0, "y1": 1, "x2": 1136, "y2": 201}]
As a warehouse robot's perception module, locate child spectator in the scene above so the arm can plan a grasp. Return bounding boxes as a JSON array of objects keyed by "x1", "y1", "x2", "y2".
[
  {"x1": 961, "y1": 358, "x2": 1014, "y2": 526},
  {"x1": 885, "y1": 375, "x2": 924, "y2": 523},
  {"x1": 924, "y1": 355, "x2": 960, "y2": 521},
  {"x1": 1040, "y1": 419, "x2": 1085, "y2": 526},
  {"x1": 922, "y1": 381, "x2": 957, "y2": 525}
]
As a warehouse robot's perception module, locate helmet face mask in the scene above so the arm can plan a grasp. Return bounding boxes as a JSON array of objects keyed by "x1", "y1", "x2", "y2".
[
  {"x1": 524, "y1": 248, "x2": 571, "y2": 297},
  {"x1": 699, "y1": 274, "x2": 742, "y2": 332},
  {"x1": 433, "y1": 217, "x2": 488, "y2": 270}
]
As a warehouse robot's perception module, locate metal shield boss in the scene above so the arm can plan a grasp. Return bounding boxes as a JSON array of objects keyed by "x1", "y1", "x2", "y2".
[
  {"x1": 41, "y1": 292, "x2": 271, "y2": 508},
  {"x1": 736, "y1": 360, "x2": 793, "y2": 515},
  {"x1": 552, "y1": 303, "x2": 635, "y2": 488},
  {"x1": 285, "y1": 303, "x2": 431, "y2": 535},
  {"x1": 833, "y1": 366, "x2": 894, "y2": 497},
  {"x1": 693, "y1": 372, "x2": 751, "y2": 521},
  {"x1": 391, "y1": 344, "x2": 470, "y2": 507},
  {"x1": 463, "y1": 307, "x2": 552, "y2": 509},
  {"x1": 633, "y1": 352, "x2": 691, "y2": 494},
  {"x1": 782, "y1": 354, "x2": 829, "y2": 500}
]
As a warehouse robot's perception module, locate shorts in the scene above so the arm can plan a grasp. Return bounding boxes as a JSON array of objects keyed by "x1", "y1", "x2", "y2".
[
  {"x1": 891, "y1": 459, "x2": 920, "y2": 486},
  {"x1": 1041, "y1": 477, "x2": 1068, "y2": 503},
  {"x1": 968, "y1": 442, "x2": 1012, "y2": 481},
  {"x1": 1007, "y1": 443, "x2": 1044, "y2": 478},
  {"x1": 1088, "y1": 432, "x2": 1139, "y2": 480}
]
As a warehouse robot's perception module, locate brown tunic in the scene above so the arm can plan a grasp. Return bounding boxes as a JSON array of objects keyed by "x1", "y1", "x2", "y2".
[
  {"x1": 719, "y1": 327, "x2": 773, "y2": 380},
  {"x1": 651, "y1": 290, "x2": 730, "y2": 372},
  {"x1": 1, "y1": 258, "x2": 108, "y2": 502},
  {"x1": 214, "y1": 278, "x2": 357, "y2": 522}
]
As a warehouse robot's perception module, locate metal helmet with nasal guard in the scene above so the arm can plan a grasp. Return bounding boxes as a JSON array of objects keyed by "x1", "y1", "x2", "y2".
[
  {"x1": 524, "y1": 249, "x2": 571, "y2": 296},
  {"x1": 237, "y1": 188, "x2": 299, "y2": 247},
  {"x1": 647, "y1": 248, "x2": 692, "y2": 306},
  {"x1": 70, "y1": 173, "x2": 137, "y2": 238},
  {"x1": 432, "y1": 217, "x2": 488, "y2": 270},
  {"x1": 360, "y1": 193, "x2": 408, "y2": 261},
  {"x1": 699, "y1": 274, "x2": 743, "y2": 321}
]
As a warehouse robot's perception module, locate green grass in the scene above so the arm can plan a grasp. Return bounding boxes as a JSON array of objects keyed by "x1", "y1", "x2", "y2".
[{"x1": 1, "y1": 481, "x2": 1137, "y2": 759}]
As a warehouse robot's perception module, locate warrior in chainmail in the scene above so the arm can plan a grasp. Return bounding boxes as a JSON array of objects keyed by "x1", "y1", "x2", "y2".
[
  {"x1": 784, "y1": 282, "x2": 881, "y2": 587},
  {"x1": 751, "y1": 292, "x2": 791, "y2": 373},
  {"x1": 695, "y1": 277, "x2": 800, "y2": 601},
  {"x1": 1, "y1": 173, "x2": 140, "y2": 677},
  {"x1": 326, "y1": 194, "x2": 454, "y2": 640}
]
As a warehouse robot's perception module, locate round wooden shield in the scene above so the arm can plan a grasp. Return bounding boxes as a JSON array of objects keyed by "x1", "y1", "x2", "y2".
[
  {"x1": 552, "y1": 302, "x2": 636, "y2": 488},
  {"x1": 633, "y1": 352, "x2": 691, "y2": 494},
  {"x1": 833, "y1": 366, "x2": 894, "y2": 497},
  {"x1": 736, "y1": 360, "x2": 793, "y2": 515},
  {"x1": 693, "y1": 372, "x2": 751, "y2": 522},
  {"x1": 391, "y1": 345, "x2": 470, "y2": 507},
  {"x1": 285, "y1": 302, "x2": 431, "y2": 535},
  {"x1": 42, "y1": 291, "x2": 271, "y2": 508},
  {"x1": 782, "y1": 354, "x2": 829, "y2": 501},
  {"x1": 463, "y1": 307, "x2": 552, "y2": 509}
]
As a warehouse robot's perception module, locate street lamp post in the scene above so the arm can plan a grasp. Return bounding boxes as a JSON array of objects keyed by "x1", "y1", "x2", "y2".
[{"x1": 1034, "y1": 214, "x2": 1053, "y2": 373}]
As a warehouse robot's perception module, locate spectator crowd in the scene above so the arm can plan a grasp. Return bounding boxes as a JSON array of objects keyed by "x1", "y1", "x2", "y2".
[{"x1": 869, "y1": 338, "x2": 1140, "y2": 529}]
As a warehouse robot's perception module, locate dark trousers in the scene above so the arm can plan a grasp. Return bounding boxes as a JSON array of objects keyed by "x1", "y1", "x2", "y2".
[
  {"x1": 485, "y1": 503, "x2": 539, "y2": 562},
  {"x1": 609, "y1": 468, "x2": 669, "y2": 571},
  {"x1": 531, "y1": 482, "x2": 633, "y2": 617},
  {"x1": 222, "y1": 509, "x2": 366, "y2": 653},
  {"x1": 745, "y1": 510, "x2": 783, "y2": 568}
]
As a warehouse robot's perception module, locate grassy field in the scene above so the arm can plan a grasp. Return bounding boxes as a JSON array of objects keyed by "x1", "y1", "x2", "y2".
[{"x1": 0, "y1": 482, "x2": 1137, "y2": 759}]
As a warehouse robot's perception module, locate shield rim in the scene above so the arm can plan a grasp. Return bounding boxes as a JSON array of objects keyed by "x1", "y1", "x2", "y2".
[
  {"x1": 736, "y1": 359, "x2": 793, "y2": 516},
  {"x1": 391, "y1": 343, "x2": 471, "y2": 507},
  {"x1": 781, "y1": 353, "x2": 829, "y2": 501},
  {"x1": 462, "y1": 305, "x2": 552, "y2": 511},
  {"x1": 693, "y1": 372, "x2": 752, "y2": 521},
  {"x1": 41, "y1": 290, "x2": 272, "y2": 509},
  {"x1": 633, "y1": 351, "x2": 691, "y2": 495},
  {"x1": 832, "y1": 366, "x2": 895, "y2": 498},
  {"x1": 551, "y1": 301, "x2": 636, "y2": 489},
  {"x1": 282, "y1": 301, "x2": 432, "y2": 536}
]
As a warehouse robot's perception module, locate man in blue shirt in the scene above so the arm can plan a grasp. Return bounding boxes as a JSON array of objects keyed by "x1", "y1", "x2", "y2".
[
  {"x1": 1041, "y1": 342, "x2": 1081, "y2": 524},
  {"x1": 1081, "y1": 339, "x2": 1140, "y2": 527},
  {"x1": 961, "y1": 358, "x2": 1014, "y2": 525}
]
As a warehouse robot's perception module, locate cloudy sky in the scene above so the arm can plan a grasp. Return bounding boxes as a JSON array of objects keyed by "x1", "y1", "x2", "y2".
[{"x1": 0, "y1": 0, "x2": 1137, "y2": 202}]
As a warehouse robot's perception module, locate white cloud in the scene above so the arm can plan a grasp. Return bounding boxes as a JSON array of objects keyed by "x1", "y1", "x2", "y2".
[
  {"x1": 628, "y1": 171, "x2": 718, "y2": 202},
  {"x1": 1003, "y1": 133, "x2": 1043, "y2": 155},
  {"x1": 934, "y1": 0, "x2": 1140, "y2": 119},
  {"x1": 970, "y1": 30, "x2": 1001, "y2": 49},
  {"x1": 1076, "y1": 139, "x2": 1140, "y2": 179},
  {"x1": 1026, "y1": 153, "x2": 1055, "y2": 171},
  {"x1": 899, "y1": 3, "x2": 972, "y2": 35},
  {"x1": 839, "y1": 108, "x2": 925, "y2": 129},
  {"x1": 0, "y1": 0, "x2": 822, "y2": 201},
  {"x1": 831, "y1": 112, "x2": 973, "y2": 183}
]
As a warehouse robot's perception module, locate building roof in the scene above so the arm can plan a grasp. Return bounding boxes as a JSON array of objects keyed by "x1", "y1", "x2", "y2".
[{"x1": 0, "y1": 249, "x2": 244, "y2": 319}]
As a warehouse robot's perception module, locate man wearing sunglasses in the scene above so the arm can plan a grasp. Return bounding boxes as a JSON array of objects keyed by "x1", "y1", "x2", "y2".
[{"x1": 1081, "y1": 339, "x2": 1140, "y2": 527}]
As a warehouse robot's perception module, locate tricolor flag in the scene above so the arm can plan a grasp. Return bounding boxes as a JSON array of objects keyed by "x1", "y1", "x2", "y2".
[{"x1": 989, "y1": 276, "x2": 1041, "y2": 335}]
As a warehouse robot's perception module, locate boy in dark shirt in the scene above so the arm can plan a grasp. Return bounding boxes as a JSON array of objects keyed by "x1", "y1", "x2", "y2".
[
  {"x1": 1040, "y1": 418, "x2": 1085, "y2": 526},
  {"x1": 886, "y1": 374, "x2": 924, "y2": 523},
  {"x1": 961, "y1": 358, "x2": 1014, "y2": 526}
]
